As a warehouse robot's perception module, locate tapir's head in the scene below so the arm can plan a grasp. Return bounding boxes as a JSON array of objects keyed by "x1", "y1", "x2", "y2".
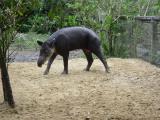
[{"x1": 37, "y1": 40, "x2": 55, "y2": 67}]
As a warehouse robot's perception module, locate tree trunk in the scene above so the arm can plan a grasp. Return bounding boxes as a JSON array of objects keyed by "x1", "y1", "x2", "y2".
[{"x1": 0, "y1": 60, "x2": 15, "y2": 108}]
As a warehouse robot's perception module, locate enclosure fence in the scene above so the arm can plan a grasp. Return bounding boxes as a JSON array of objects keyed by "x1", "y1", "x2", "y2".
[{"x1": 133, "y1": 16, "x2": 160, "y2": 66}]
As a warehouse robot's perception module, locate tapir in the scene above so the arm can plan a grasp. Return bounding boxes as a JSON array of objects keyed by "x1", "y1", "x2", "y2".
[{"x1": 37, "y1": 26, "x2": 109, "y2": 74}]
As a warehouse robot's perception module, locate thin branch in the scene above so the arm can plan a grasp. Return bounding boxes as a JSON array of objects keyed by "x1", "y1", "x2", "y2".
[{"x1": 144, "y1": 0, "x2": 151, "y2": 16}]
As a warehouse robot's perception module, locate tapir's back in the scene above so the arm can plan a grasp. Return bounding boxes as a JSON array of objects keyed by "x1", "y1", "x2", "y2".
[
  {"x1": 49, "y1": 27, "x2": 98, "y2": 40},
  {"x1": 48, "y1": 27, "x2": 100, "y2": 51}
]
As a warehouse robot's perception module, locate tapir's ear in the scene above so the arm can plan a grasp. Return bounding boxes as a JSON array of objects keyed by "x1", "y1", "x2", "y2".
[{"x1": 37, "y1": 41, "x2": 43, "y2": 46}]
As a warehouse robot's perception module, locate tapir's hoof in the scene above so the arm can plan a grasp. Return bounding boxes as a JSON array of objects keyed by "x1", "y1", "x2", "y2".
[
  {"x1": 105, "y1": 68, "x2": 110, "y2": 73},
  {"x1": 83, "y1": 68, "x2": 89, "y2": 71},
  {"x1": 43, "y1": 70, "x2": 49, "y2": 75},
  {"x1": 61, "y1": 71, "x2": 68, "y2": 75}
]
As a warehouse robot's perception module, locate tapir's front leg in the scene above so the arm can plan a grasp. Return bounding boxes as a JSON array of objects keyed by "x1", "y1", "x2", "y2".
[
  {"x1": 62, "y1": 52, "x2": 69, "y2": 74},
  {"x1": 44, "y1": 53, "x2": 57, "y2": 75}
]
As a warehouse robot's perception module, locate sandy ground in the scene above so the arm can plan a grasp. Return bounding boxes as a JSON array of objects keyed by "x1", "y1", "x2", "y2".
[{"x1": 0, "y1": 58, "x2": 160, "y2": 120}]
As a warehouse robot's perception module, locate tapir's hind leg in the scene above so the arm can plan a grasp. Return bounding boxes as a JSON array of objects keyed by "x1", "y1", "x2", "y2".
[
  {"x1": 92, "y1": 48, "x2": 109, "y2": 72},
  {"x1": 83, "y1": 49, "x2": 93, "y2": 71}
]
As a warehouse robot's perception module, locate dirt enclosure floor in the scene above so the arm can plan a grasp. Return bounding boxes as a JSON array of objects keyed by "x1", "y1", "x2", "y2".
[{"x1": 0, "y1": 58, "x2": 160, "y2": 120}]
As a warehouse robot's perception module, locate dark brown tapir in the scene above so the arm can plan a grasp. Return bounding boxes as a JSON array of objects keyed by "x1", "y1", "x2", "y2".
[{"x1": 37, "y1": 26, "x2": 109, "y2": 74}]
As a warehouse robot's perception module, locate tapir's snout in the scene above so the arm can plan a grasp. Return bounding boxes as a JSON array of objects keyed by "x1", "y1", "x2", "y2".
[
  {"x1": 37, "y1": 57, "x2": 45, "y2": 67},
  {"x1": 37, "y1": 62, "x2": 42, "y2": 67}
]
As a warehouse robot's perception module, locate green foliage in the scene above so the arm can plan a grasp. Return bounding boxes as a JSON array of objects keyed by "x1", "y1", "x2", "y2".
[
  {"x1": 0, "y1": 0, "x2": 41, "y2": 54},
  {"x1": 30, "y1": 15, "x2": 52, "y2": 33},
  {"x1": 99, "y1": 31, "x2": 109, "y2": 56},
  {"x1": 2, "y1": 0, "x2": 160, "y2": 58}
]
